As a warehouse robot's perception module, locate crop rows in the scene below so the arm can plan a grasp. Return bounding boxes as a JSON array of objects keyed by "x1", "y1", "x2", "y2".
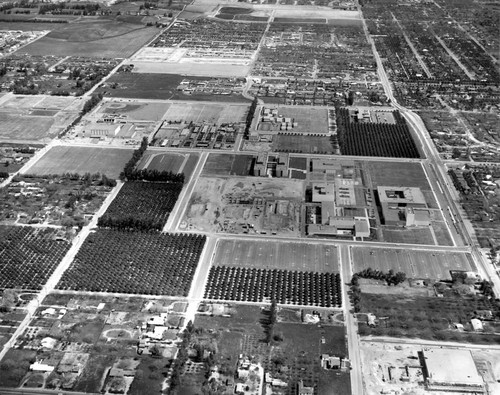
[
  {"x1": 0, "y1": 225, "x2": 71, "y2": 290},
  {"x1": 98, "y1": 181, "x2": 183, "y2": 231},
  {"x1": 336, "y1": 108, "x2": 420, "y2": 158},
  {"x1": 56, "y1": 229, "x2": 206, "y2": 296},
  {"x1": 204, "y1": 266, "x2": 342, "y2": 307}
]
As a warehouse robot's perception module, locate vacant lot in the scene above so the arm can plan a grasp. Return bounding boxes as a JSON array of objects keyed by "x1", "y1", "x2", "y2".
[
  {"x1": 214, "y1": 239, "x2": 339, "y2": 272},
  {"x1": 28, "y1": 146, "x2": 133, "y2": 179},
  {"x1": 202, "y1": 153, "x2": 253, "y2": 176},
  {"x1": 17, "y1": 19, "x2": 157, "y2": 58},
  {"x1": 273, "y1": 134, "x2": 335, "y2": 154},
  {"x1": 0, "y1": 112, "x2": 55, "y2": 142},
  {"x1": 382, "y1": 227, "x2": 436, "y2": 246},
  {"x1": 352, "y1": 247, "x2": 476, "y2": 280}
]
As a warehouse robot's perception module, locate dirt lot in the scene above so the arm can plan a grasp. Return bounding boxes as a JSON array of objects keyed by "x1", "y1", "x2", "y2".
[
  {"x1": 97, "y1": 100, "x2": 171, "y2": 121},
  {"x1": 367, "y1": 161, "x2": 431, "y2": 190},
  {"x1": 28, "y1": 146, "x2": 133, "y2": 179},
  {"x1": 137, "y1": 151, "x2": 199, "y2": 180},
  {"x1": 272, "y1": 134, "x2": 335, "y2": 154},
  {"x1": 360, "y1": 341, "x2": 498, "y2": 395},
  {"x1": 183, "y1": 177, "x2": 304, "y2": 236},
  {"x1": 131, "y1": 59, "x2": 250, "y2": 77},
  {"x1": 352, "y1": 247, "x2": 476, "y2": 280},
  {"x1": 214, "y1": 239, "x2": 339, "y2": 272}
]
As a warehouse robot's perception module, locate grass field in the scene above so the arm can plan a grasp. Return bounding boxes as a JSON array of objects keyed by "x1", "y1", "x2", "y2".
[
  {"x1": 202, "y1": 153, "x2": 253, "y2": 176},
  {"x1": 382, "y1": 227, "x2": 435, "y2": 245},
  {"x1": 163, "y1": 102, "x2": 248, "y2": 124},
  {"x1": 137, "y1": 151, "x2": 199, "y2": 180},
  {"x1": 97, "y1": 100, "x2": 170, "y2": 121},
  {"x1": 352, "y1": 247, "x2": 476, "y2": 280},
  {"x1": 17, "y1": 19, "x2": 157, "y2": 58},
  {"x1": 272, "y1": 134, "x2": 335, "y2": 154},
  {"x1": 367, "y1": 161, "x2": 430, "y2": 190},
  {"x1": 29, "y1": 146, "x2": 133, "y2": 179},
  {"x1": 214, "y1": 239, "x2": 339, "y2": 272},
  {"x1": 257, "y1": 106, "x2": 329, "y2": 134},
  {"x1": 0, "y1": 113, "x2": 55, "y2": 142}
]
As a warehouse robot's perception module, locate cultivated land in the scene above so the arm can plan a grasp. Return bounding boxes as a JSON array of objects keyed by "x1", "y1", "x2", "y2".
[
  {"x1": 138, "y1": 151, "x2": 199, "y2": 181},
  {"x1": 163, "y1": 102, "x2": 249, "y2": 124},
  {"x1": 28, "y1": 146, "x2": 133, "y2": 179},
  {"x1": 352, "y1": 247, "x2": 476, "y2": 280},
  {"x1": 214, "y1": 239, "x2": 339, "y2": 272},
  {"x1": 201, "y1": 153, "x2": 254, "y2": 176},
  {"x1": 17, "y1": 19, "x2": 158, "y2": 58}
]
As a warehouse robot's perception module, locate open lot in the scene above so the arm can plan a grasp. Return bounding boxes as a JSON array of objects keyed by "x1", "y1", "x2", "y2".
[
  {"x1": 367, "y1": 161, "x2": 430, "y2": 190},
  {"x1": 28, "y1": 146, "x2": 133, "y2": 179},
  {"x1": 214, "y1": 239, "x2": 339, "y2": 272},
  {"x1": 352, "y1": 247, "x2": 476, "y2": 280},
  {"x1": 131, "y1": 60, "x2": 250, "y2": 78},
  {"x1": 17, "y1": 19, "x2": 158, "y2": 58},
  {"x1": 163, "y1": 102, "x2": 248, "y2": 124}
]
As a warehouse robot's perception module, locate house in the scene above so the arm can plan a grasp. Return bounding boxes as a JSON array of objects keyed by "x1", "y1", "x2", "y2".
[
  {"x1": 321, "y1": 354, "x2": 341, "y2": 369},
  {"x1": 297, "y1": 379, "x2": 314, "y2": 395},
  {"x1": 471, "y1": 318, "x2": 484, "y2": 332}
]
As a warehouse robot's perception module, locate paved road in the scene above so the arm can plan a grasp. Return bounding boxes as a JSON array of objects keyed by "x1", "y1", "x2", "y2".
[{"x1": 340, "y1": 245, "x2": 364, "y2": 395}]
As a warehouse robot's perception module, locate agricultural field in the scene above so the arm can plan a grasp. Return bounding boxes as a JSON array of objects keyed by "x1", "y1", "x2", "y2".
[
  {"x1": 352, "y1": 247, "x2": 476, "y2": 281},
  {"x1": 0, "y1": 94, "x2": 82, "y2": 143},
  {"x1": 205, "y1": 266, "x2": 342, "y2": 307},
  {"x1": 137, "y1": 151, "x2": 199, "y2": 181},
  {"x1": 28, "y1": 146, "x2": 134, "y2": 180},
  {"x1": 336, "y1": 108, "x2": 420, "y2": 158},
  {"x1": 202, "y1": 153, "x2": 254, "y2": 176},
  {"x1": 17, "y1": 19, "x2": 158, "y2": 58},
  {"x1": 214, "y1": 239, "x2": 339, "y2": 273},
  {"x1": 163, "y1": 102, "x2": 248, "y2": 124},
  {"x1": 0, "y1": 225, "x2": 71, "y2": 290},
  {"x1": 1, "y1": 173, "x2": 115, "y2": 228},
  {"x1": 183, "y1": 177, "x2": 304, "y2": 236},
  {"x1": 0, "y1": 293, "x2": 186, "y2": 392},
  {"x1": 57, "y1": 229, "x2": 206, "y2": 296},
  {"x1": 99, "y1": 181, "x2": 184, "y2": 231},
  {"x1": 185, "y1": 304, "x2": 350, "y2": 395}
]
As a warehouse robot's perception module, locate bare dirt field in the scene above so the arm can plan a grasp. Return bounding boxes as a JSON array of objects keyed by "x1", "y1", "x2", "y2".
[
  {"x1": 352, "y1": 247, "x2": 476, "y2": 280},
  {"x1": 130, "y1": 60, "x2": 250, "y2": 77},
  {"x1": 214, "y1": 238, "x2": 339, "y2": 272},
  {"x1": 272, "y1": 134, "x2": 335, "y2": 154},
  {"x1": 137, "y1": 151, "x2": 199, "y2": 180},
  {"x1": 28, "y1": 146, "x2": 133, "y2": 179},
  {"x1": 202, "y1": 154, "x2": 254, "y2": 176},
  {"x1": 184, "y1": 177, "x2": 304, "y2": 236}
]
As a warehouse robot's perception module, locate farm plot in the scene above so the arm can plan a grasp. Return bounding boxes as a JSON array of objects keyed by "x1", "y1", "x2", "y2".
[
  {"x1": 97, "y1": 100, "x2": 171, "y2": 121},
  {"x1": 98, "y1": 181, "x2": 184, "y2": 231},
  {"x1": 28, "y1": 146, "x2": 134, "y2": 179},
  {"x1": 336, "y1": 108, "x2": 420, "y2": 158},
  {"x1": 204, "y1": 266, "x2": 342, "y2": 307},
  {"x1": 352, "y1": 247, "x2": 476, "y2": 280},
  {"x1": 57, "y1": 230, "x2": 206, "y2": 295},
  {"x1": 0, "y1": 225, "x2": 71, "y2": 290},
  {"x1": 202, "y1": 153, "x2": 253, "y2": 176},
  {"x1": 163, "y1": 102, "x2": 248, "y2": 124},
  {"x1": 214, "y1": 239, "x2": 339, "y2": 273},
  {"x1": 17, "y1": 20, "x2": 158, "y2": 58},
  {"x1": 272, "y1": 134, "x2": 335, "y2": 154}
]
